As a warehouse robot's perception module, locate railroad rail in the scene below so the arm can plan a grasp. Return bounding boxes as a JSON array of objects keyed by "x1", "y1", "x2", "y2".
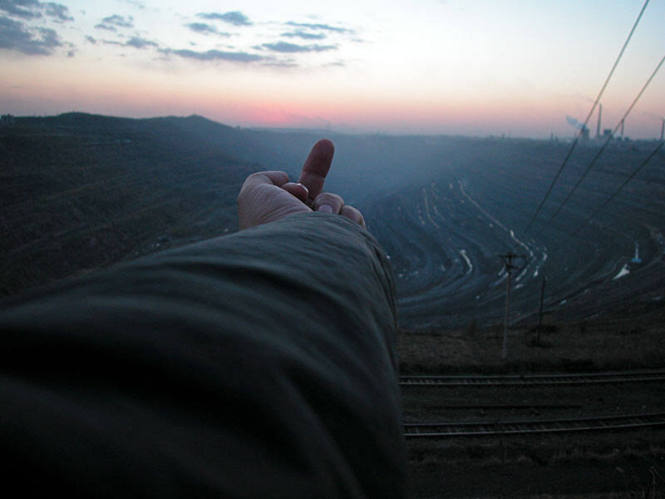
[
  {"x1": 400, "y1": 369, "x2": 665, "y2": 387},
  {"x1": 404, "y1": 412, "x2": 665, "y2": 438}
]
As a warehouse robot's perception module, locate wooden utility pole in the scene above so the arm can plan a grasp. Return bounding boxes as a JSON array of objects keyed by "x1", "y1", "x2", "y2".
[{"x1": 500, "y1": 253, "x2": 520, "y2": 360}]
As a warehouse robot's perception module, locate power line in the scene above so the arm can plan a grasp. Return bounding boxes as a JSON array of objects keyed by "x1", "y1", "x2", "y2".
[
  {"x1": 547, "y1": 53, "x2": 665, "y2": 222},
  {"x1": 523, "y1": 0, "x2": 651, "y2": 233},
  {"x1": 572, "y1": 140, "x2": 664, "y2": 236}
]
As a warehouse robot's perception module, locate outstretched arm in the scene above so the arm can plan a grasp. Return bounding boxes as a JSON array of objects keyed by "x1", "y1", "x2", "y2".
[{"x1": 0, "y1": 140, "x2": 405, "y2": 498}]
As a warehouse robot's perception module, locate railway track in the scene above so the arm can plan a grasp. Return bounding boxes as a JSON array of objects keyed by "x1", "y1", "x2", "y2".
[
  {"x1": 400, "y1": 369, "x2": 665, "y2": 387},
  {"x1": 404, "y1": 412, "x2": 665, "y2": 438}
]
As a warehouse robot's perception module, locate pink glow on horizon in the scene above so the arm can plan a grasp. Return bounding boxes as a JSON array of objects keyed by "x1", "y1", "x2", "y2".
[{"x1": 1, "y1": 78, "x2": 661, "y2": 138}]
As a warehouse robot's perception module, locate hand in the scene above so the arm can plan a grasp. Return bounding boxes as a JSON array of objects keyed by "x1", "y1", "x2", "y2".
[{"x1": 237, "y1": 139, "x2": 366, "y2": 230}]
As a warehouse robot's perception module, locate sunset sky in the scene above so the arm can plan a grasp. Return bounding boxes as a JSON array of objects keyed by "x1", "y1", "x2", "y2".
[{"x1": 1, "y1": 0, "x2": 664, "y2": 138}]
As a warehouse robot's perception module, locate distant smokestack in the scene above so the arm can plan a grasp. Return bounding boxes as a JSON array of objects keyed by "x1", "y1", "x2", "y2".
[
  {"x1": 596, "y1": 103, "x2": 602, "y2": 139},
  {"x1": 661, "y1": 119, "x2": 664, "y2": 141},
  {"x1": 620, "y1": 119, "x2": 624, "y2": 138}
]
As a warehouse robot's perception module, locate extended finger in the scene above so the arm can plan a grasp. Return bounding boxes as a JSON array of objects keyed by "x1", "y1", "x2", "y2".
[
  {"x1": 281, "y1": 182, "x2": 309, "y2": 203},
  {"x1": 340, "y1": 205, "x2": 366, "y2": 228},
  {"x1": 298, "y1": 139, "x2": 334, "y2": 200},
  {"x1": 313, "y1": 192, "x2": 344, "y2": 214}
]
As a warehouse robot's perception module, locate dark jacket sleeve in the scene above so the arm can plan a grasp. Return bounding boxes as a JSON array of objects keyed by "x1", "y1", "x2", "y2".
[{"x1": 0, "y1": 212, "x2": 406, "y2": 498}]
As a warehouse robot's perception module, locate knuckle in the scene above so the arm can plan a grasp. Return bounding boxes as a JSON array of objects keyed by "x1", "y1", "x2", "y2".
[{"x1": 319, "y1": 192, "x2": 343, "y2": 205}]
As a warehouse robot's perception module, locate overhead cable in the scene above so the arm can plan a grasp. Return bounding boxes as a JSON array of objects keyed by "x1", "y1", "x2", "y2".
[
  {"x1": 523, "y1": 0, "x2": 651, "y2": 233},
  {"x1": 572, "y1": 140, "x2": 664, "y2": 236},
  {"x1": 548, "y1": 53, "x2": 665, "y2": 222}
]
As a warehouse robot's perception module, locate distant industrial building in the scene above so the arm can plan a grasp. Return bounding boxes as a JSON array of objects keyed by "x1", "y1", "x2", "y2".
[{"x1": 594, "y1": 104, "x2": 613, "y2": 141}]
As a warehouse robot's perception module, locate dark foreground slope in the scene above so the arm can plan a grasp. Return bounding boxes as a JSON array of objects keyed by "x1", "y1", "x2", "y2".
[{"x1": 0, "y1": 113, "x2": 257, "y2": 295}]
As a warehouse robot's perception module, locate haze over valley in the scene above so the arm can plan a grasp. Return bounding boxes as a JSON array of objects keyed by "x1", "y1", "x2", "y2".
[{"x1": 2, "y1": 113, "x2": 663, "y2": 331}]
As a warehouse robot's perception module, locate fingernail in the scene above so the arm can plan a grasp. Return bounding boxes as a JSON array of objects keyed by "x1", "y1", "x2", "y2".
[
  {"x1": 297, "y1": 183, "x2": 309, "y2": 195},
  {"x1": 318, "y1": 204, "x2": 333, "y2": 213}
]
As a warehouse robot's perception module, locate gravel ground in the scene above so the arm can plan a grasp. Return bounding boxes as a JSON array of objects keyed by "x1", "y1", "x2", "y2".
[{"x1": 398, "y1": 315, "x2": 665, "y2": 498}]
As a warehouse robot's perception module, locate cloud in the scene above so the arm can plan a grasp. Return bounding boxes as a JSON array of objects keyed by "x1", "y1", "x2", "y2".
[
  {"x1": 281, "y1": 30, "x2": 326, "y2": 40},
  {"x1": 118, "y1": 0, "x2": 145, "y2": 9},
  {"x1": 0, "y1": 0, "x2": 73, "y2": 22},
  {"x1": 94, "y1": 23, "x2": 115, "y2": 32},
  {"x1": 43, "y1": 3, "x2": 72, "y2": 22},
  {"x1": 185, "y1": 22, "x2": 229, "y2": 37},
  {"x1": 99, "y1": 35, "x2": 157, "y2": 50},
  {"x1": 161, "y1": 47, "x2": 264, "y2": 63},
  {"x1": 100, "y1": 39, "x2": 122, "y2": 47},
  {"x1": 285, "y1": 21, "x2": 352, "y2": 34},
  {"x1": 0, "y1": 0, "x2": 41, "y2": 20},
  {"x1": 85, "y1": 35, "x2": 96, "y2": 44},
  {"x1": 95, "y1": 14, "x2": 133, "y2": 31},
  {"x1": 260, "y1": 41, "x2": 336, "y2": 53},
  {"x1": 0, "y1": 15, "x2": 62, "y2": 54},
  {"x1": 125, "y1": 35, "x2": 157, "y2": 49},
  {"x1": 197, "y1": 11, "x2": 251, "y2": 26}
]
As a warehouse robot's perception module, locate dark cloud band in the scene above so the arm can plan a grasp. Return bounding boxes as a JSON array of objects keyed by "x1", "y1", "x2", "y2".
[
  {"x1": 0, "y1": 15, "x2": 62, "y2": 55},
  {"x1": 281, "y1": 30, "x2": 326, "y2": 41},
  {"x1": 285, "y1": 21, "x2": 352, "y2": 34},
  {"x1": 197, "y1": 11, "x2": 251, "y2": 26},
  {"x1": 126, "y1": 36, "x2": 157, "y2": 49},
  {"x1": 185, "y1": 22, "x2": 230, "y2": 37},
  {"x1": 0, "y1": 0, "x2": 73, "y2": 22},
  {"x1": 95, "y1": 14, "x2": 133, "y2": 31},
  {"x1": 261, "y1": 41, "x2": 337, "y2": 53},
  {"x1": 162, "y1": 48, "x2": 264, "y2": 63}
]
